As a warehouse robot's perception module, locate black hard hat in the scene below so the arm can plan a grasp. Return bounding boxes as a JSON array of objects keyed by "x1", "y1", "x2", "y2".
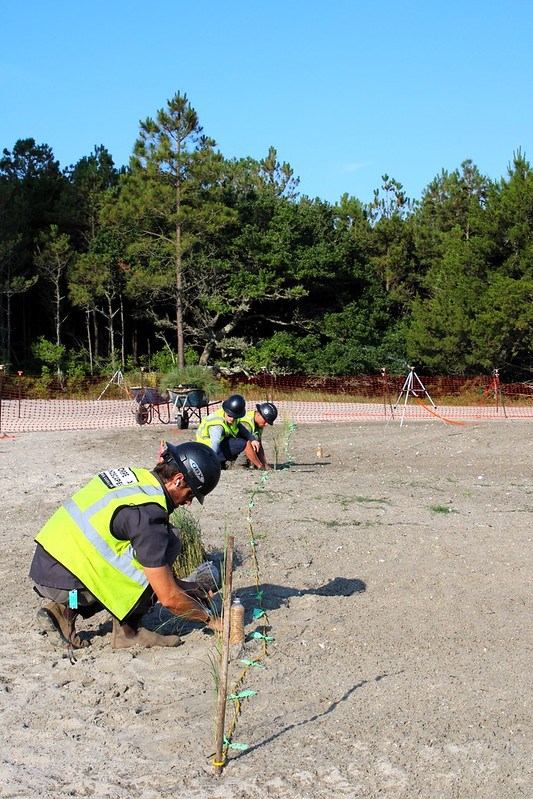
[
  {"x1": 256, "y1": 401, "x2": 278, "y2": 425},
  {"x1": 163, "y1": 441, "x2": 221, "y2": 504},
  {"x1": 221, "y1": 393, "x2": 246, "y2": 418}
]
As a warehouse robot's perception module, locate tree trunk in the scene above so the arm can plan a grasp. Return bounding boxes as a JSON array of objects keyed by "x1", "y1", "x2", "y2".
[
  {"x1": 176, "y1": 178, "x2": 184, "y2": 368},
  {"x1": 54, "y1": 278, "x2": 61, "y2": 348},
  {"x1": 120, "y1": 294, "x2": 125, "y2": 369},
  {"x1": 54, "y1": 277, "x2": 62, "y2": 375},
  {"x1": 132, "y1": 325, "x2": 137, "y2": 365},
  {"x1": 176, "y1": 233, "x2": 184, "y2": 368},
  {"x1": 85, "y1": 307, "x2": 93, "y2": 375},
  {"x1": 199, "y1": 341, "x2": 215, "y2": 366},
  {"x1": 107, "y1": 294, "x2": 115, "y2": 369},
  {"x1": 198, "y1": 316, "x2": 239, "y2": 366},
  {"x1": 0, "y1": 273, "x2": 5, "y2": 362},
  {"x1": 6, "y1": 288, "x2": 11, "y2": 367}
]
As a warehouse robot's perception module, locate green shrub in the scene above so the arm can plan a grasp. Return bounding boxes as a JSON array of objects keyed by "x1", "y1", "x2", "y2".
[{"x1": 159, "y1": 365, "x2": 219, "y2": 397}]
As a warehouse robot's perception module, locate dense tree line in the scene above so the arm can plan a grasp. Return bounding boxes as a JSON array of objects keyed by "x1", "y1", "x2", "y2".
[{"x1": 1, "y1": 92, "x2": 531, "y2": 379}]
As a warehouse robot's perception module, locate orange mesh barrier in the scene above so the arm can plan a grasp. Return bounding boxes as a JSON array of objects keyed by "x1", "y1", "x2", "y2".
[{"x1": 0, "y1": 372, "x2": 531, "y2": 434}]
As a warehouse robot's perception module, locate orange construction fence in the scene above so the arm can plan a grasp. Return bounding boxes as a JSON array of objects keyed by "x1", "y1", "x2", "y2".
[{"x1": 0, "y1": 370, "x2": 531, "y2": 434}]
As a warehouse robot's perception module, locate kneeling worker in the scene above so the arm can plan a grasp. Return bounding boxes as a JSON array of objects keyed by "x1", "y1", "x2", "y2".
[
  {"x1": 30, "y1": 442, "x2": 222, "y2": 651},
  {"x1": 238, "y1": 401, "x2": 278, "y2": 470},
  {"x1": 196, "y1": 393, "x2": 261, "y2": 469}
]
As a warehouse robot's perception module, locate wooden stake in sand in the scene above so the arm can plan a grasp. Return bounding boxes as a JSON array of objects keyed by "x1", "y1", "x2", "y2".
[{"x1": 213, "y1": 534, "x2": 234, "y2": 775}]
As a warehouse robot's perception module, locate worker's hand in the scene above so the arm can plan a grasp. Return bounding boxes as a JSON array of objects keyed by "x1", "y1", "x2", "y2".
[
  {"x1": 250, "y1": 440, "x2": 260, "y2": 453},
  {"x1": 206, "y1": 615, "x2": 223, "y2": 634},
  {"x1": 145, "y1": 565, "x2": 216, "y2": 626},
  {"x1": 175, "y1": 578, "x2": 210, "y2": 602}
]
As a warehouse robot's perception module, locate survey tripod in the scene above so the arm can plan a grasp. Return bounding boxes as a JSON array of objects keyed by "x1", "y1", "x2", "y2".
[
  {"x1": 97, "y1": 370, "x2": 126, "y2": 400},
  {"x1": 486, "y1": 368, "x2": 508, "y2": 418},
  {"x1": 392, "y1": 366, "x2": 442, "y2": 427},
  {"x1": 381, "y1": 368, "x2": 395, "y2": 419}
]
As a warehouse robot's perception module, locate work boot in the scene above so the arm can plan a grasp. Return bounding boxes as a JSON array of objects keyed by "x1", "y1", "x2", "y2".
[
  {"x1": 110, "y1": 617, "x2": 182, "y2": 649},
  {"x1": 37, "y1": 601, "x2": 88, "y2": 649}
]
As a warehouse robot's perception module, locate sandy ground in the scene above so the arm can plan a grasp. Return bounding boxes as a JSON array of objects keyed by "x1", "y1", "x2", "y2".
[{"x1": 0, "y1": 419, "x2": 531, "y2": 799}]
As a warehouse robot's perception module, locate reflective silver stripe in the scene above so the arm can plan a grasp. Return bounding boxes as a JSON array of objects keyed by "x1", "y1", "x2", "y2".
[
  {"x1": 86, "y1": 484, "x2": 162, "y2": 516},
  {"x1": 62, "y1": 484, "x2": 164, "y2": 587}
]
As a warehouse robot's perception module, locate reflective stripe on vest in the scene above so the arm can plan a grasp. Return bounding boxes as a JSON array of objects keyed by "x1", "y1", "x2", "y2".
[
  {"x1": 35, "y1": 468, "x2": 168, "y2": 620},
  {"x1": 238, "y1": 410, "x2": 261, "y2": 439},
  {"x1": 62, "y1": 481, "x2": 162, "y2": 585},
  {"x1": 196, "y1": 408, "x2": 239, "y2": 445}
]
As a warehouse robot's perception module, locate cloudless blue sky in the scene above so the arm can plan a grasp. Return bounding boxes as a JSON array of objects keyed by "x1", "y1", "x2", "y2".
[{"x1": 2, "y1": 1, "x2": 531, "y2": 204}]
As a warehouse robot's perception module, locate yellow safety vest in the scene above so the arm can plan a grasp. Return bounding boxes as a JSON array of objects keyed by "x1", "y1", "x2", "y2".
[
  {"x1": 238, "y1": 410, "x2": 262, "y2": 439},
  {"x1": 196, "y1": 408, "x2": 240, "y2": 447},
  {"x1": 35, "y1": 467, "x2": 168, "y2": 621}
]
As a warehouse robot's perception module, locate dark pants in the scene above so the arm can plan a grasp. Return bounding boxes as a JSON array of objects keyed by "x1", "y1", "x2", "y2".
[
  {"x1": 33, "y1": 530, "x2": 183, "y2": 623},
  {"x1": 220, "y1": 436, "x2": 247, "y2": 463}
]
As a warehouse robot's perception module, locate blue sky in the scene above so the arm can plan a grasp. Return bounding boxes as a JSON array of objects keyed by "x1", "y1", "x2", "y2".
[{"x1": 2, "y1": 1, "x2": 531, "y2": 205}]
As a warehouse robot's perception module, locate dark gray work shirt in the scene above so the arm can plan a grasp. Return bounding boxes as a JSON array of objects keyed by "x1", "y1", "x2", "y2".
[{"x1": 29, "y1": 473, "x2": 179, "y2": 590}]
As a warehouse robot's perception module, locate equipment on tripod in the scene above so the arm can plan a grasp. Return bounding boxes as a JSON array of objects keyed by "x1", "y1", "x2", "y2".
[
  {"x1": 97, "y1": 370, "x2": 127, "y2": 400},
  {"x1": 381, "y1": 367, "x2": 395, "y2": 419},
  {"x1": 484, "y1": 368, "x2": 508, "y2": 418},
  {"x1": 393, "y1": 366, "x2": 441, "y2": 427}
]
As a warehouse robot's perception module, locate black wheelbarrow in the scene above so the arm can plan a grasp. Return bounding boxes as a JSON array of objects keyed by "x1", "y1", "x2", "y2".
[
  {"x1": 168, "y1": 387, "x2": 213, "y2": 429},
  {"x1": 130, "y1": 387, "x2": 173, "y2": 425}
]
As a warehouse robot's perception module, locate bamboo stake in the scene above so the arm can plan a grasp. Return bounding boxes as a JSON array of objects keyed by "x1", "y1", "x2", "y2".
[{"x1": 214, "y1": 534, "x2": 234, "y2": 775}]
